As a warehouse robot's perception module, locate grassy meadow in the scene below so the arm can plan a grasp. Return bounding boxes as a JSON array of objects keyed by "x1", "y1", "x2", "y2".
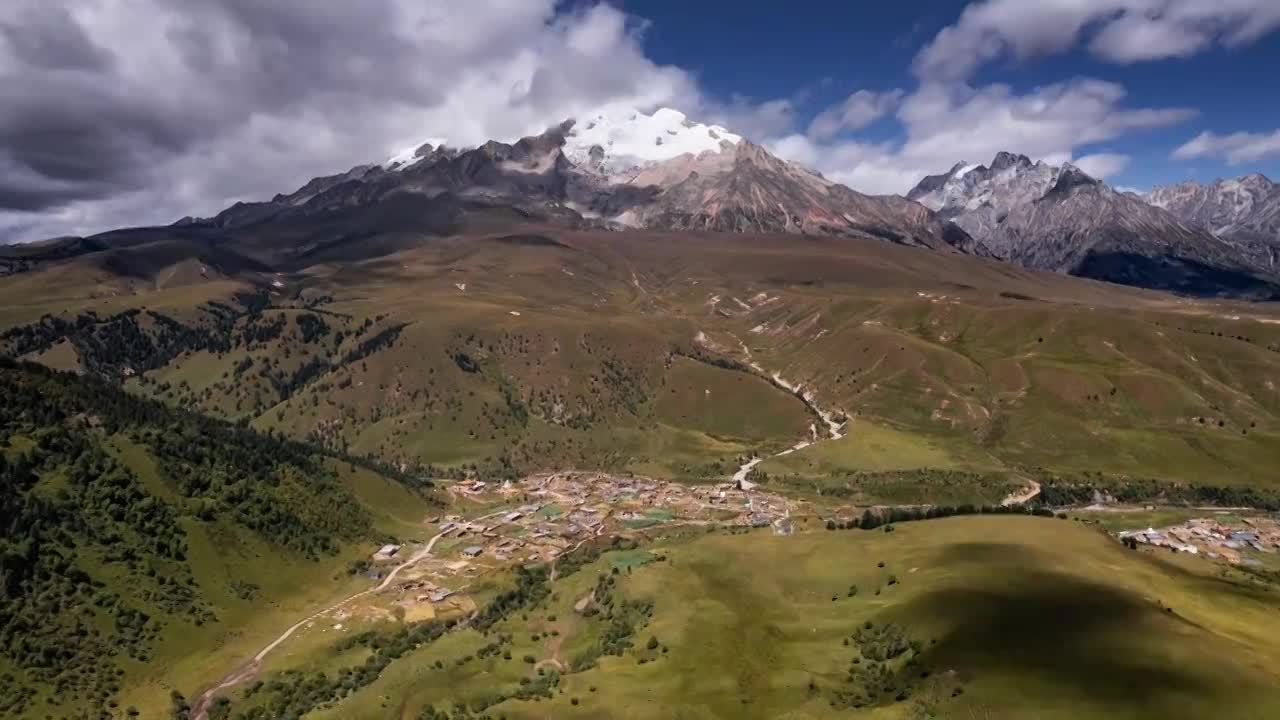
[
  {"x1": 5, "y1": 225, "x2": 1280, "y2": 717},
  {"x1": 223, "y1": 515, "x2": 1280, "y2": 720}
]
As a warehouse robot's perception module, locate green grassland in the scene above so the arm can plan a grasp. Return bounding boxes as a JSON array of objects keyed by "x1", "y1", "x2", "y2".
[
  {"x1": 4, "y1": 228, "x2": 1278, "y2": 496},
  {"x1": 223, "y1": 515, "x2": 1280, "y2": 720},
  {"x1": 655, "y1": 356, "x2": 813, "y2": 447},
  {"x1": 6, "y1": 220, "x2": 1280, "y2": 718},
  {"x1": 2, "y1": 226, "x2": 1280, "y2": 497},
  {"x1": 756, "y1": 420, "x2": 1003, "y2": 479}
]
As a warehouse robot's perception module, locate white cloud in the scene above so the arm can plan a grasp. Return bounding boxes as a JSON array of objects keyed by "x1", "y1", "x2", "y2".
[
  {"x1": 807, "y1": 90, "x2": 904, "y2": 141},
  {"x1": 1073, "y1": 152, "x2": 1131, "y2": 179},
  {"x1": 914, "y1": 0, "x2": 1280, "y2": 82},
  {"x1": 0, "y1": 0, "x2": 702, "y2": 242},
  {"x1": 1172, "y1": 129, "x2": 1280, "y2": 164},
  {"x1": 787, "y1": 1, "x2": 1277, "y2": 194},
  {"x1": 768, "y1": 79, "x2": 1191, "y2": 195},
  {"x1": 1088, "y1": 13, "x2": 1211, "y2": 62},
  {"x1": 700, "y1": 96, "x2": 798, "y2": 141}
]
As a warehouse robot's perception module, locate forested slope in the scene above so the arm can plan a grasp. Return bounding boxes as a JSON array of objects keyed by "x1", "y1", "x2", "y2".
[{"x1": 0, "y1": 359, "x2": 434, "y2": 719}]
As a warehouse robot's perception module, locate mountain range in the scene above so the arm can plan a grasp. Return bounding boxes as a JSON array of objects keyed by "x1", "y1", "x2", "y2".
[
  {"x1": 1147, "y1": 174, "x2": 1280, "y2": 247},
  {"x1": 3, "y1": 106, "x2": 1280, "y2": 298},
  {"x1": 908, "y1": 153, "x2": 1280, "y2": 297},
  {"x1": 195, "y1": 107, "x2": 969, "y2": 254}
]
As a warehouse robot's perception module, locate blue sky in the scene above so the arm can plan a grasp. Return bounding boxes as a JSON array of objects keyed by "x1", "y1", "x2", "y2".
[{"x1": 623, "y1": 0, "x2": 1280, "y2": 192}]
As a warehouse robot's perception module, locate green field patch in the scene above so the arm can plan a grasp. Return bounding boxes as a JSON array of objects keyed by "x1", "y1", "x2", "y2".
[
  {"x1": 788, "y1": 469, "x2": 1022, "y2": 506},
  {"x1": 759, "y1": 421, "x2": 1000, "y2": 479},
  {"x1": 249, "y1": 514, "x2": 1280, "y2": 719},
  {"x1": 655, "y1": 356, "x2": 812, "y2": 446},
  {"x1": 2, "y1": 433, "x2": 36, "y2": 460},
  {"x1": 607, "y1": 549, "x2": 658, "y2": 572}
]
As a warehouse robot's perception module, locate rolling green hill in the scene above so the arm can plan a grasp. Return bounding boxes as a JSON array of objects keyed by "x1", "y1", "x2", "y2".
[{"x1": 4, "y1": 223, "x2": 1280, "y2": 718}]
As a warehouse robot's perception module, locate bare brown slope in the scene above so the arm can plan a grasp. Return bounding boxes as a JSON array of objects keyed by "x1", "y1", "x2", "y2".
[{"x1": 615, "y1": 141, "x2": 973, "y2": 252}]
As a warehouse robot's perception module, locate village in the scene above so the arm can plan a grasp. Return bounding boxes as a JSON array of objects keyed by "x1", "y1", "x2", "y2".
[
  {"x1": 359, "y1": 471, "x2": 800, "y2": 618},
  {"x1": 1118, "y1": 516, "x2": 1280, "y2": 565}
]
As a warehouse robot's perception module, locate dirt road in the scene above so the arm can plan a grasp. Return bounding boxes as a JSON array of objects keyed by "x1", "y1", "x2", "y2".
[
  {"x1": 190, "y1": 523, "x2": 465, "y2": 720},
  {"x1": 1001, "y1": 479, "x2": 1042, "y2": 507}
]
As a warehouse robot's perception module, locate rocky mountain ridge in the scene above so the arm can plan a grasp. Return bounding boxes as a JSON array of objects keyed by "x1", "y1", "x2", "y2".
[
  {"x1": 198, "y1": 108, "x2": 969, "y2": 252},
  {"x1": 1147, "y1": 174, "x2": 1280, "y2": 247},
  {"x1": 6, "y1": 106, "x2": 1279, "y2": 299},
  {"x1": 909, "y1": 153, "x2": 1280, "y2": 297}
]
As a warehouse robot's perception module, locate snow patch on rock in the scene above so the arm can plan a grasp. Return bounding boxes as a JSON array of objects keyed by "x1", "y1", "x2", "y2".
[{"x1": 384, "y1": 137, "x2": 448, "y2": 170}]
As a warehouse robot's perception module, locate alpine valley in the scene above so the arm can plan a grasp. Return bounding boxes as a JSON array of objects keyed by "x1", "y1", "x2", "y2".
[{"x1": 4, "y1": 107, "x2": 1280, "y2": 720}]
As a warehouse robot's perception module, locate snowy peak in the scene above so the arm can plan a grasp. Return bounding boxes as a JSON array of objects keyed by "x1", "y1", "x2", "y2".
[
  {"x1": 1148, "y1": 173, "x2": 1280, "y2": 241},
  {"x1": 1046, "y1": 163, "x2": 1102, "y2": 197},
  {"x1": 613, "y1": 134, "x2": 965, "y2": 251},
  {"x1": 266, "y1": 104, "x2": 963, "y2": 252},
  {"x1": 562, "y1": 107, "x2": 741, "y2": 176},
  {"x1": 1240, "y1": 172, "x2": 1274, "y2": 188},
  {"x1": 381, "y1": 106, "x2": 741, "y2": 177},
  {"x1": 384, "y1": 138, "x2": 452, "y2": 170}
]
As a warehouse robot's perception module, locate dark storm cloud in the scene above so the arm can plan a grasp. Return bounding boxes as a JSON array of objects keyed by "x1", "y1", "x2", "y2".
[
  {"x1": 0, "y1": 4, "x2": 112, "y2": 72},
  {"x1": 0, "y1": 0, "x2": 444, "y2": 214},
  {"x1": 0, "y1": 75, "x2": 200, "y2": 210}
]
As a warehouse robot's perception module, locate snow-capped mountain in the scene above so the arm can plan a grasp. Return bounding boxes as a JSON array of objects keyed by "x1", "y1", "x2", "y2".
[
  {"x1": 1147, "y1": 174, "x2": 1280, "y2": 245},
  {"x1": 214, "y1": 107, "x2": 969, "y2": 252},
  {"x1": 382, "y1": 107, "x2": 741, "y2": 177},
  {"x1": 146, "y1": 109, "x2": 1280, "y2": 297},
  {"x1": 628, "y1": 138, "x2": 947, "y2": 241},
  {"x1": 561, "y1": 107, "x2": 741, "y2": 176},
  {"x1": 909, "y1": 153, "x2": 1280, "y2": 296}
]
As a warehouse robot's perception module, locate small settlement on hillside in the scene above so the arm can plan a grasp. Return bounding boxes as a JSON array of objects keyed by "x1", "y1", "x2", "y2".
[
  {"x1": 1119, "y1": 516, "x2": 1280, "y2": 564},
  {"x1": 440, "y1": 471, "x2": 798, "y2": 561},
  {"x1": 362, "y1": 471, "x2": 800, "y2": 618}
]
